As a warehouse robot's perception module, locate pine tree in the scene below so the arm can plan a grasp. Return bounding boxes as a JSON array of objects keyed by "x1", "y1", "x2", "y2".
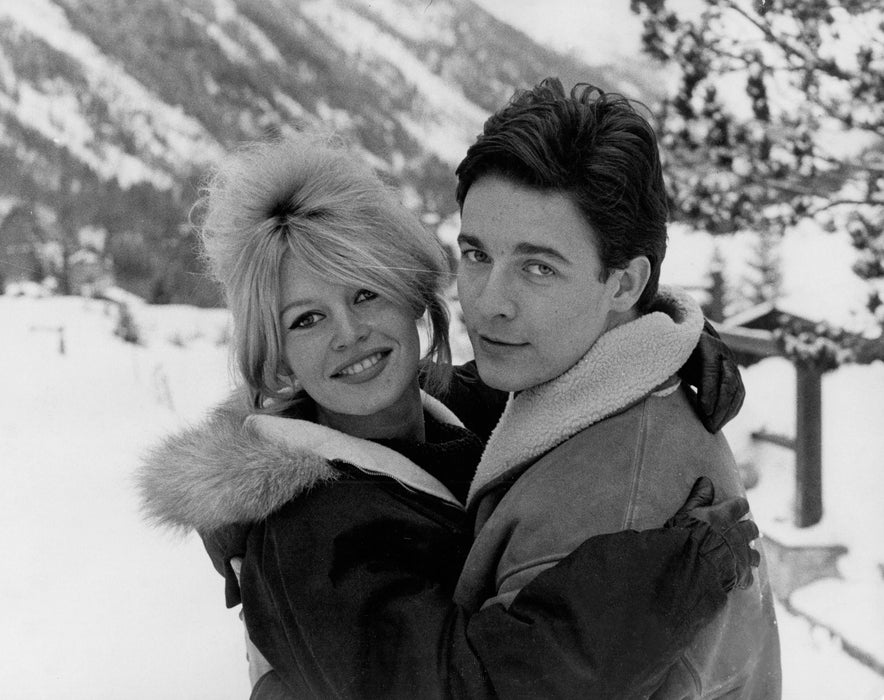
[
  {"x1": 745, "y1": 229, "x2": 783, "y2": 306},
  {"x1": 703, "y1": 243, "x2": 730, "y2": 322},
  {"x1": 631, "y1": 0, "x2": 884, "y2": 331}
]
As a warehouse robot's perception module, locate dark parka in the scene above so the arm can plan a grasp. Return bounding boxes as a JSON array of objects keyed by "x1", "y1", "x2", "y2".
[{"x1": 138, "y1": 366, "x2": 737, "y2": 699}]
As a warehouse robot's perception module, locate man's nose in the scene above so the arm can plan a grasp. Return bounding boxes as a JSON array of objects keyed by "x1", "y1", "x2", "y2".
[
  {"x1": 473, "y1": 267, "x2": 516, "y2": 319},
  {"x1": 333, "y1": 310, "x2": 370, "y2": 349}
]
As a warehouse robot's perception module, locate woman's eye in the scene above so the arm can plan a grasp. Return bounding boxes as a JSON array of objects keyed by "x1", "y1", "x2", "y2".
[
  {"x1": 290, "y1": 312, "x2": 322, "y2": 330},
  {"x1": 461, "y1": 249, "x2": 489, "y2": 263},
  {"x1": 525, "y1": 262, "x2": 555, "y2": 277},
  {"x1": 354, "y1": 289, "x2": 378, "y2": 304}
]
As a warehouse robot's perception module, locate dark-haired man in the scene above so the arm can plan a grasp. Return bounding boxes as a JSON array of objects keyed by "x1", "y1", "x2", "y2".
[{"x1": 452, "y1": 78, "x2": 781, "y2": 699}]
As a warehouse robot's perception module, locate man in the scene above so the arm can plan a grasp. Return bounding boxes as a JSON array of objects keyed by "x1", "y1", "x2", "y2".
[{"x1": 452, "y1": 78, "x2": 781, "y2": 698}]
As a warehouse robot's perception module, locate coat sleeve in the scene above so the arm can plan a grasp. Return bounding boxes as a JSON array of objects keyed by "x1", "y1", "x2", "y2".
[
  {"x1": 240, "y1": 477, "x2": 726, "y2": 700},
  {"x1": 200, "y1": 523, "x2": 251, "y2": 607}
]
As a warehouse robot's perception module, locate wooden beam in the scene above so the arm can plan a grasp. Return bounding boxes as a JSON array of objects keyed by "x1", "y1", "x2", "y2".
[
  {"x1": 750, "y1": 431, "x2": 796, "y2": 450},
  {"x1": 712, "y1": 324, "x2": 781, "y2": 358}
]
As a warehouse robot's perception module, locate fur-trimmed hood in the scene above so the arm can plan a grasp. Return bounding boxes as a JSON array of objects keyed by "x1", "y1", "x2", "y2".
[
  {"x1": 137, "y1": 391, "x2": 464, "y2": 533},
  {"x1": 467, "y1": 285, "x2": 705, "y2": 506}
]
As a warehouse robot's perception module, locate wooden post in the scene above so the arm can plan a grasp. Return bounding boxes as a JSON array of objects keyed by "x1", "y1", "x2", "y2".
[
  {"x1": 717, "y1": 323, "x2": 830, "y2": 528},
  {"x1": 794, "y1": 365, "x2": 823, "y2": 527}
]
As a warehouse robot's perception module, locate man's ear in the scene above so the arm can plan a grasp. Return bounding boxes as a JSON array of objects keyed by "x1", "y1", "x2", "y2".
[{"x1": 609, "y1": 256, "x2": 651, "y2": 313}]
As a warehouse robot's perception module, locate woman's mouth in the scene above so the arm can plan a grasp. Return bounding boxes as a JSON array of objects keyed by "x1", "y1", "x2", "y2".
[{"x1": 333, "y1": 351, "x2": 390, "y2": 378}]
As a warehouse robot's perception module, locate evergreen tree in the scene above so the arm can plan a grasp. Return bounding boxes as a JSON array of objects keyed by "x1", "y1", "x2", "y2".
[
  {"x1": 631, "y1": 0, "x2": 884, "y2": 328},
  {"x1": 744, "y1": 228, "x2": 783, "y2": 306},
  {"x1": 704, "y1": 243, "x2": 730, "y2": 321}
]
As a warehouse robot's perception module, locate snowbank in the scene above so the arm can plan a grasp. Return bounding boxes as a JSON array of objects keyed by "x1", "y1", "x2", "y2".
[{"x1": 2, "y1": 294, "x2": 881, "y2": 698}]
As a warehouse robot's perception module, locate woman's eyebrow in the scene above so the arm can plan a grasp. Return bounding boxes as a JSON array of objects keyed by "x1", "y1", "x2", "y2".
[{"x1": 280, "y1": 298, "x2": 319, "y2": 316}]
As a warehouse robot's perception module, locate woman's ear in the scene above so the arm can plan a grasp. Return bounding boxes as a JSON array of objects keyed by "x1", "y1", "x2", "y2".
[
  {"x1": 277, "y1": 362, "x2": 296, "y2": 387},
  {"x1": 609, "y1": 256, "x2": 651, "y2": 313}
]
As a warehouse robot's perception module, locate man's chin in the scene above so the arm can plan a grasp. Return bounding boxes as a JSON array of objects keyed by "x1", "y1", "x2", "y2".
[{"x1": 475, "y1": 359, "x2": 532, "y2": 393}]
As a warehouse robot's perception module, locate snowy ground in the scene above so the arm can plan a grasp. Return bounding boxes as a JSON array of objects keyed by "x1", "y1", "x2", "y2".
[{"x1": 2, "y1": 293, "x2": 883, "y2": 699}]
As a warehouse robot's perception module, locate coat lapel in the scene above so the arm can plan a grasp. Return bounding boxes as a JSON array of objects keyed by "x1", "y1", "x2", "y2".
[{"x1": 466, "y1": 286, "x2": 704, "y2": 507}]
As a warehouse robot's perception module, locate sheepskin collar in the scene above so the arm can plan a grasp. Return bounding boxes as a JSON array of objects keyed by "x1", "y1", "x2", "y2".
[
  {"x1": 137, "y1": 390, "x2": 465, "y2": 534},
  {"x1": 466, "y1": 286, "x2": 704, "y2": 507}
]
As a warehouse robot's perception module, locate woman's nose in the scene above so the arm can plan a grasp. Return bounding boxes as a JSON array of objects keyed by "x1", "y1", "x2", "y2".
[{"x1": 333, "y1": 310, "x2": 370, "y2": 349}]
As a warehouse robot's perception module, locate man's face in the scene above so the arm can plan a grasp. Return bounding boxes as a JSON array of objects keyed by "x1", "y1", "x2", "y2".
[{"x1": 457, "y1": 175, "x2": 623, "y2": 392}]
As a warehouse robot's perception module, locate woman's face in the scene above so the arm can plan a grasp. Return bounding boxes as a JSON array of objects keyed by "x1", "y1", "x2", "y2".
[{"x1": 278, "y1": 257, "x2": 423, "y2": 426}]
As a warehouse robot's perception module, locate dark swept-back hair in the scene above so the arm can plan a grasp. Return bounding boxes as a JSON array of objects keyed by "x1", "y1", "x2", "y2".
[{"x1": 455, "y1": 77, "x2": 668, "y2": 312}]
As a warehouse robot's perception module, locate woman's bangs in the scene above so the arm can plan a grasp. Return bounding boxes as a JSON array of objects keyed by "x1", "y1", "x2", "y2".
[{"x1": 290, "y1": 228, "x2": 415, "y2": 309}]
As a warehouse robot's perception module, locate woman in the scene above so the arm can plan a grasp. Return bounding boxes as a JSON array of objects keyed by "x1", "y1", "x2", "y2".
[{"x1": 138, "y1": 132, "x2": 758, "y2": 698}]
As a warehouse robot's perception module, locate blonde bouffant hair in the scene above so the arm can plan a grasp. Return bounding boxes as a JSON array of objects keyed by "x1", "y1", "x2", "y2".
[{"x1": 195, "y1": 131, "x2": 452, "y2": 409}]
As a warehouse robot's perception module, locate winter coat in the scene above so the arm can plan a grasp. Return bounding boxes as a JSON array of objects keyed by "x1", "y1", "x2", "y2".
[
  {"x1": 455, "y1": 288, "x2": 782, "y2": 699},
  {"x1": 138, "y1": 366, "x2": 735, "y2": 699}
]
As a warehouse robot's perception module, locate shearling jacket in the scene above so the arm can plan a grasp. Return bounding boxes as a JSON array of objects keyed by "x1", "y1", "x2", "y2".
[
  {"x1": 137, "y1": 369, "x2": 738, "y2": 699},
  {"x1": 456, "y1": 289, "x2": 782, "y2": 699}
]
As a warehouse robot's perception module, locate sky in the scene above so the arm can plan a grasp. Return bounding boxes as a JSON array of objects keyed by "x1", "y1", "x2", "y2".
[{"x1": 473, "y1": 0, "x2": 645, "y2": 62}]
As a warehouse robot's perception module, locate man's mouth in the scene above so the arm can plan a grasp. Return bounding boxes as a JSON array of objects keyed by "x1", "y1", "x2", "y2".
[
  {"x1": 477, "y1": 334, "x2": 528, "y2": 348},
  {"x1": 333, "y1": 350, "x2": 391, "y2": 377}
]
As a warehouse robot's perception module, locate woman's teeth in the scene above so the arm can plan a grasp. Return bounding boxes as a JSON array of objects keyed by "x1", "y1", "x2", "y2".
[{"x1": 338, "y1": 352, "x2": 385, "y2": 376}]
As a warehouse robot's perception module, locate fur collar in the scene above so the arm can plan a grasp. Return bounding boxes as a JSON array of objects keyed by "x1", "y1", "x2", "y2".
[
  {"x1": 137, "y1": 391, "x2": 464, "y2": 533},
  {"x1": 466, "y1": 286, "x2": 704, "y2": 507}
]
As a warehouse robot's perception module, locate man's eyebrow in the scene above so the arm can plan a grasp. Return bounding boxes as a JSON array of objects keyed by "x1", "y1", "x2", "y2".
[
  {"x1": 513, "y1": 242, "x2": 570, "y2": 265},
  {"x1": 457, "y1": 233, "x2": 571, "y2": 265}
]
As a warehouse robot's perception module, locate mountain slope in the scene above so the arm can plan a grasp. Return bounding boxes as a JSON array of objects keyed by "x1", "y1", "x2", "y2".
[{"x1": 0, "y1": 0, "x2": 656, "y2": 303}]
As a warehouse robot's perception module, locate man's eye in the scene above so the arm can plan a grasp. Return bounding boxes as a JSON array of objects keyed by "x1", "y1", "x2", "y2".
[
  {"x1": 462, "y1": 249, "x2": 489, "y2": 263},
  {"x1": 525, "y1": 262, "x2": 555, "y2": 277},
  {"x1": 290, "y1": 312, "x2": 321, "y2": 329},
  {"x1": 354, "y1": 289, "x2": 378, "y2": 303}
]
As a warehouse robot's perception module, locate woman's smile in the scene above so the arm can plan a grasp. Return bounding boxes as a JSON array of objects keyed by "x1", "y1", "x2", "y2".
[{"x1": 332, "y1": 350, "x2": 391, "y2": 381}]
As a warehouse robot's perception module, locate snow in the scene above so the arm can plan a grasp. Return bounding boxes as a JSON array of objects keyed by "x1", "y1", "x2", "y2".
[
  {"x1": 662, "y1": 220, "x2": 881, "y2": 335},
  {"x1": 732, "y1": 349, "x2": 884, "y2": 564},
  {"x1": 0, "y1": 297, "x2": 245, "y2": 699},
  {"x1": 2, "y1": 292, "x2": 883, "y2": 698},
  {"x1": 181, "y1": 3, "x2": 286, "y2": 68},
  {"x1": 299, "y1": 0, "x2": 487, "y2": 165},
  {"x1": 184, "y1": 7, "x2": 255, "y2": 67},
  {"x1": 0, "y1": 0, "x2": 223, "y2": 188},
  {"x1": 355, "y1": 0, "x2": 458, "y2": 47},
  {"x1": 789, "y1": 578, "x2": 884, "y2": 672},
  {"x1": 473, "y1": 0, "x2": 644, "y2": 62}
]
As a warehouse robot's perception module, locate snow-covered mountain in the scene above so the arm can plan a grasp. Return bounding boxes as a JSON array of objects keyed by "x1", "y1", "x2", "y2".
[{"x1": 0, "y1": 0, "x2": 654, "y2": 303}]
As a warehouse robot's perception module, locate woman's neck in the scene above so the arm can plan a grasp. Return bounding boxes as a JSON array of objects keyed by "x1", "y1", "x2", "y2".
[{"x1": 315, "y1": 381, "x2": 426, "y2": 443}]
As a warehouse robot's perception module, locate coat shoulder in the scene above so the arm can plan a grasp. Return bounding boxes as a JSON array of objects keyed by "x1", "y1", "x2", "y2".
[
  {"x1": 136, "y1": 392, "x2": 338, "y2": 533},
  {"x1": 491, "y1": 386, "x2": 740, "y2": 534}
]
